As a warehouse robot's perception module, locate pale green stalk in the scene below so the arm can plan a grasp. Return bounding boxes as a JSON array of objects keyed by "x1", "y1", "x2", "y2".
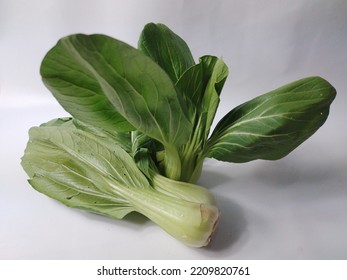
[{"x1": 105, "y1": 178, "x2": 219, "y2": 247}]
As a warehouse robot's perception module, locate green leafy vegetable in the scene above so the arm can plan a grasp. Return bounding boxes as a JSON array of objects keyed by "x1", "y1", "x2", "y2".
[
  {"x1": 22, "y1": 119, "x2": 219, "y2": 247},
  {"x1": 41, "y1": 33, "x2": 194, "y2": 179},
  {"x1": 22, "y1": 22, "x2": 336, "y2": 247}
]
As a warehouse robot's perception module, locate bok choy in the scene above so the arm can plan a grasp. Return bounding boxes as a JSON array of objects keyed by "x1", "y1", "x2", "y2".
[{"x1": 21, "y1": 23, "x2": 336, "y2": 247}]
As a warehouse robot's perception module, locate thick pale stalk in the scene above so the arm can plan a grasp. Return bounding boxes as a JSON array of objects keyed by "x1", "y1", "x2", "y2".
[
  {"x1": 107, "y1": 179, "x2": 220, "y2": 247},
  {"x1": 163, "y1": 145, "x2": 182, "y2": 180},
  {"x1": 151, "y1": 172, "x2": 216, "y2": 205}
]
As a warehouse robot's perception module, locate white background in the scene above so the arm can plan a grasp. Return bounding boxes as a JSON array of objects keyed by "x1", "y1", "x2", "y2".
[{"x1": 1, "y1": 0, "x2": 346, "y2": 259}]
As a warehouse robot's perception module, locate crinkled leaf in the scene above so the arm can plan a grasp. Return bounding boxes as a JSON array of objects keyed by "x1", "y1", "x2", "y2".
[
  {"x1": 71, "y1": 118, "x2": 132, "y2": 153},
  {"x1": 42, "y1": 117, "x2": 132, "y2": 153},
  {"x1": 41, "y1": 34, "x2": 192, "y2": 147},
  {"x1": 138, "y1": 23, "x2": 195, "y2": 83},
  {"x1": 207, "y1": 76, "x2": 336, "y2": 162},
  {"x1": 21, "y1": 122, "x2": 151, "y2": 219}
]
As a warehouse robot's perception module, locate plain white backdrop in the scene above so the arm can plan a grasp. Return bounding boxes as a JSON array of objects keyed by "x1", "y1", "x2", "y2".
[{"x1": 1, "y1": 0, "x2": 346, "y2": 259}]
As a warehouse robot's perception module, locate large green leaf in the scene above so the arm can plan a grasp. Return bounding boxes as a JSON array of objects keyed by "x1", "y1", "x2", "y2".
[
  {"x1": 40, "y1": 38, "x2": 133, "y2": 133},
  {"x1": 41, "y1": 34, "x2": 192, "y2": 147},
  {"x1": 138, "y1": 23, "x2": 195, "y2": 83},
  {"x1": 207, "y1": 76, "x2": 336, "y2": 162},
  {"x1": 21, "y1": 121, "x2": 150, "y2": 219}
]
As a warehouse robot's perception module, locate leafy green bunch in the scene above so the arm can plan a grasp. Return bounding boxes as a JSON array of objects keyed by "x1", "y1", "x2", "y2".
[{"x1": 22, "y1": 23, "x2": 336, "y2": 247}]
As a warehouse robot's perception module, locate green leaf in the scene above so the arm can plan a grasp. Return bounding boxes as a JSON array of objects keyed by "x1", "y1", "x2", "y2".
[
  {"x1": 207, "y1": 76, "x2": 337, "y2": 162},
  {"x1": 138, "y1": 23, "x2": 195, "y2": 82},
  {"x1": 174, "y1": 56, "x2": 228, "y2": 182},
  {"x1": 42, "y1": 117, "x2": 132, "y2": 153},
  {"x1": 130, "y1": 130, "x2": 160, "y2": 177},
  {"x1": 197, "y1": 56, "x2": 229, "y2": 138},
  {"x1": 72, "y1": 118, "x2": 132, "y2": 153},
  {"x1": 40, "y1": 39, "x2": 133, "y2": 133},
  {"x1": 21, "y1": 124, "x2": 151, "y2": 219},
  {"x1": 40, "y1": 34, "x2": 193, "y2": 147},
  {"x1": 176, "y1": 56, "x2": 229, "y2": 136}
]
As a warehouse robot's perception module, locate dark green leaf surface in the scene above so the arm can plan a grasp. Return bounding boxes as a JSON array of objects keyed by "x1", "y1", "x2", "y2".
[
  {"x1": 138, "y1": 23, "x2": 195, "y2": 82},
  {"x1": 207, "y1": 77, "x2": 336, "y2": 162},
  {"x1": 175, "y1": 56, "x2": 229, "y2": 182},
  {"x1": 198, "y1": 56, "x2": 229, "y2": 139},
  {"x1": 176, "y1": 56, "x2": 228, "y2": 118},
  {"x1": 41, "y1": 34, "x2": 192, "y2": 147},
  {"x1": 40, "y1": 37, "x2": 133, "y2": 133}
]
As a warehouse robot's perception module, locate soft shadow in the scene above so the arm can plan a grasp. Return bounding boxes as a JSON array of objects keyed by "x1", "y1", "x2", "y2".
[
  {"x1": 252, "y1": 158, "x2": 345, "y2": 188},
  {"x1": 198, "y1": 169, "x2": 234, "y2": 189},
  {"x1": 200, "y1": 195, "x2": 248, "y2": 257},
  {"x1": 79, "y1": 209, "x2": 150, "y2": 228},
  {"x1": 123, "y1": 212, "x2": 149, "y2": 224}
]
